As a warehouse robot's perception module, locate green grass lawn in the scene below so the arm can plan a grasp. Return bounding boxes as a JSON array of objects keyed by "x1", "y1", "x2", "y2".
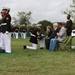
[{"x1": 0, "y1": 38, "x2": 75, "y2": 75}]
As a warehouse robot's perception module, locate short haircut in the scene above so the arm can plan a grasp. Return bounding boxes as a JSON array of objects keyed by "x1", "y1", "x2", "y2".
[
  {"x1": 58, "y1": 22, "x2": 63, "y2": 26},
  {"x1": 67, "y1": 14, "x2": 71, "y2": 17}
]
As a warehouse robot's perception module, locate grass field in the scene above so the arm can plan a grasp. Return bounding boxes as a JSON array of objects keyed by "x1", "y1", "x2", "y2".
[{"x1": 0, "y1": 38, "x2": 75, "y2": 75}]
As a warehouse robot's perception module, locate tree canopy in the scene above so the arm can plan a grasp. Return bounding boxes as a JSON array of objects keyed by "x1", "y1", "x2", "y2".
[
  {"x1": 64, "y1": 0, "x2": 75, "y2": 22},
  {"x1": 38, "y1": 20, "x2": 53, "y2": 34},
  {"x1": 13, "y1": 11, "x2": 32, "y2": 25}
]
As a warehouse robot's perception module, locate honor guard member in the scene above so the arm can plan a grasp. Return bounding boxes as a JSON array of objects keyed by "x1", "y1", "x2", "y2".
[
  {"x1": 20, "y1": 26, "x2": 23, "y2": 38},
  {"x1": 20, "y1": 26, "x2": 26, "y2": 39},
  {"x1": 12, "y1": 26, "x2": 16, "y2": 38},
  {"x1": 23, "y1": 24, "x2": 42, "y2": 50},
  {"x1": 14, "y1": 26, "x2": 19, "y2": 39},
  {"x1": 36, "y1": 24, "x2": 45, "y2": 49},
  {"x1": 22, "y1": 25, "x2": 27, "y2": 39},
  {"x1": 22, "y1": 28, "x2": 26, "y2": 39},
  {"x1": 0, "y1": 7, "x2": 12, "y2": 53},
  {"x1": 11, "y1": 26, "x2": 15, "y2": 38},
  {"x1": 0, "y1": 11, "x2": 5, "y2": 48}
]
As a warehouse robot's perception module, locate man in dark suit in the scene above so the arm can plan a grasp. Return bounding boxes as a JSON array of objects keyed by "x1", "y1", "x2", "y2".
[{"x1": 66, "y1": 14, "x2": 73, "y2": 36}]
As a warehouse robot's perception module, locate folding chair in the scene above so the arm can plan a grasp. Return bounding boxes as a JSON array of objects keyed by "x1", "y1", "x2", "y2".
[{"x1": 57, "y1": 36, "x2": 72, "y2": 51}]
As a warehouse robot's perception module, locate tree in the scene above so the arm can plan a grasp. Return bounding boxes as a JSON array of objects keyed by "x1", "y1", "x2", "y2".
[
  {"x1": 38, "y1": 20, "x2": 53, "y2": 34},
  {"x1": 12, "y1": 17, "x2": 19, "y2": 25},
  {"x1": 63, "y1": 0, "x2": 75, "y2": 23},
  {"x1": 13, "y1": 11, "x2": 32, "y2": 25}
]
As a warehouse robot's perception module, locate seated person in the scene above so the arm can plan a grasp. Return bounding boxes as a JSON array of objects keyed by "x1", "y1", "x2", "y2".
[
  {"x1": 49, "y1": 22, "x2": 66, "y2": 51},
  {"x1": 45, "y1": 26, "x2": 53, "y2": 49},
  {"x1": 45, "y1": 23, "x2": 60, "y2": 49},
  {"x1": 50, "y1": 23, "x2": 60, "y2": 39}
]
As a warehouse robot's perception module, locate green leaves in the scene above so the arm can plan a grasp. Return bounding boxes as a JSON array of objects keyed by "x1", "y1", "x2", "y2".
[
  {"x1": 13, "y1": 11, "x2": 32, "y2": 25},
  {"x1": 63, "y1": 0, "x2": 75, "y2": 23}
]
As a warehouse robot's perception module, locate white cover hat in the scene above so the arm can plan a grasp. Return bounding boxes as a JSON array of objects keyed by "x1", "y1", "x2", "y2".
[{"x1": 2, "y1": 7, "x2": 10, "y2": 11}]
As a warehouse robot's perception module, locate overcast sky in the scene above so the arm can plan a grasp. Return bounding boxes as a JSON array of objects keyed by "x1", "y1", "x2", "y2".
[{"x1": 0, "y1": 0, "x2": 72, "y2": 23}]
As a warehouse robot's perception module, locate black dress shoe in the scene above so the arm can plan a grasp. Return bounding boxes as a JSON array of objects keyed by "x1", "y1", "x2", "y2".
[
  {"x1": 40, "y1": 47, "x2": 44, "y2": 49},
  {"x1": 23, "y1": 45, "x2": 26, "y2": 49},
  {"x1": 0, "y1": 49, "x2": 5, "y2": 53}
]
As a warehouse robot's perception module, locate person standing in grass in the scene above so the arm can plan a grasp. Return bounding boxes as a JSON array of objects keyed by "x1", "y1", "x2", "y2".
[
  {"x1": 0, "y1": 7, "x2": 12, "y2": 53},
  {"x1": 0, "y1": 11, "x2": 5, "y2": 48},
  {"x1": 23, "y1": 24, "x2": 42, "y2": 50},
  {"x1": 14, "y1": 26, "x2": 19, "y2": 39},
  {"x1": 66, "y1": 14, "x2": 73, "y2": 36}
]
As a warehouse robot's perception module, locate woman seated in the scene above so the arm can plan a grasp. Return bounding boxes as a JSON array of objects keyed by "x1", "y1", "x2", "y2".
[
  {"x1": 45, "y1": 26, "x2": 52, "y2": 49},
  {"x1": 45, "y1": 23, "x2": 60, "y2": 49}
]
